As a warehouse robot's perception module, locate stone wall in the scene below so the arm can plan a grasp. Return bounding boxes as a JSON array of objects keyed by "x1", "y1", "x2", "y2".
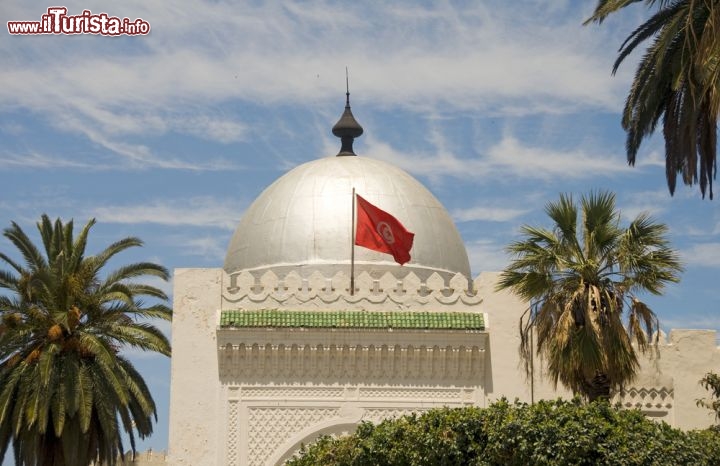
[{"x1": 167, "y1": 267, "x2": 720, "y2": 466}]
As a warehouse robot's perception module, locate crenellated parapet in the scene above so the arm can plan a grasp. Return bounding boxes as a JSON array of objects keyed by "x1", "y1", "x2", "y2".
[{"x1": 221, "y1": 269, "x2": 482, "y2": 309}]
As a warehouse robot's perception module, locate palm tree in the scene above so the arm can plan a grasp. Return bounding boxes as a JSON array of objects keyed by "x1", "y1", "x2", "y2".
[
  {"x1": 497, "y1": 191, "x2": 682, "y2": 401},
  {"x1": 0, "y1": 215, "x2": 172, "y2": 466},
  {"x1": 586, "y1": 0, "x2": 720, "y2": 199}
]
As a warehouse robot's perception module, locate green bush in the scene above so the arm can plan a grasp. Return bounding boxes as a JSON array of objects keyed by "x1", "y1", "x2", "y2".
[{"x1": 286, "y1": 399, "x2": 720, "y2": 466}]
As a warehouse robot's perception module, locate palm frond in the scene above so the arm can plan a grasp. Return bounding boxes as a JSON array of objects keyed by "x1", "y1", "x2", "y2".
[
  {"x1": 91, "y1": 237, "x2": 144, "y2": 273},
  {"x1": 110, "y1": 323, "x2": 171, "y2": 356},
  {"x1": 588, "y1": 0, "x2": 719, "y2": 198},
  {"x1": 613, "y1": 1, "x2": 688, "y2": 73},
  {"x1": 584, "y1": 0, "x2": 646, "y2": 25},
  {"x1": 3, "y1": 222, "x2": 47, "y2": 272}
]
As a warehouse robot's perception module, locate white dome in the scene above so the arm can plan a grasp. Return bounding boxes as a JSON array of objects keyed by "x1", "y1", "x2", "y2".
[{"x1": 224, "y1": 156, "x2": 471, "y2": 280}]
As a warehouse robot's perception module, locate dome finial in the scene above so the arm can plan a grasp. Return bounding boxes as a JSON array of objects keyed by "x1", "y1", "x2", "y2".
[
  {"x1": 345, "y1": 67, "x2": 350, "y2": 106},
  {"x1": 332, "y1": 68, "x2": 363, "y2": 156}
]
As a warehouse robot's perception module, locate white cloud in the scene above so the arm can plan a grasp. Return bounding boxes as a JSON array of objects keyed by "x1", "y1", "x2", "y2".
[
  {"x1": 0, "y1": 1, "x2": 630, "y2": 159},
  {"x1": 635, "y1": 150, "x2": 666, "y2": 168},
  {"x1": 453, "y1": 206, "x2": 529, "y2": 223},
  {"x1": 485, "y1": 136, "x2": 629, "y2": 180},
  {"x1": 0, "y1": 151, "x2": 102, "y2": 169},
  {"x1": 617, "y1": 189, "x2": 670, "y2": 220},
  {"x1": 175, "y1": 236, "x2": 228, "y2": 261},
  {"x1": 0, "y1": 122, "x2": 25, "y2": 135},
  {"x1": 364, "y1": 137, "x2": 469, "y2": 180},
  {"x1": 50, "y1": 113, "x2": 243, "y2": 171},
  {"x1": 681, "y1": 243, "x2": 720, "y2": 268},
  {"x1": 92, "y1": 197, "x2": 243, "y2": 230},
  {"x1": 466, "y1": 239, "x2": 510, "y2": 274},
  {"x1": 661, "y1": 315, "x2": 720, "y2": 333},
  {"x1": 178, "y1": 115, "x2": 248, "y2": 144},
  {"x1": 364, "y1": 134, "x2": 629, "y2": 182}
]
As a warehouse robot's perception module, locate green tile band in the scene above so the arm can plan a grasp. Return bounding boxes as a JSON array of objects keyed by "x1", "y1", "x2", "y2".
[{"x1": 220, "y1": 310, "x2": 484, "y2": 330}]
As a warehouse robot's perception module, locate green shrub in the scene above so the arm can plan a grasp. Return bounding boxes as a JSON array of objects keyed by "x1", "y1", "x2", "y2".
[{"x1": 286, "y1": 399, "x2": 720, "y2": 466}]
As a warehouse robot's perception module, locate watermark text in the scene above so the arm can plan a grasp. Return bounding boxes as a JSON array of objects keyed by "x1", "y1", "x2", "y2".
[{"x1": 8, "y1": 7, "x2": 150, "y2": 36}]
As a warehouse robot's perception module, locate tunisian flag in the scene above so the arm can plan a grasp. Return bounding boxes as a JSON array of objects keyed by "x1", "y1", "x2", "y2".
[{"x1": 355, "y1": 194, "x2": 415, "y2": 265}]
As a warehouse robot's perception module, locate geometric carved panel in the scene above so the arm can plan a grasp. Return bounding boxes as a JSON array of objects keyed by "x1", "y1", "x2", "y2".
[
  {"x1": 613, "y1": 386, "x2": 674, "y2": 420},
  {"x1": 247, "y1": 407, "x2": 340, "y2": 466},
  {"x1": 226, "y1": 400, "x2": 239, "y2": 466}
]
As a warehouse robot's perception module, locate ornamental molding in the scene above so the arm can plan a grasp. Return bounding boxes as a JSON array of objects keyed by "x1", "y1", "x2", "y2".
[
  {"x1": 239, "y1": 386, "x2": 345, "y2": 400},
  {"x1": 222, "y1": 270, "x2": 483, "y2": 307},
  {"x1": 218, "y1": 342, "x2": 485, "y2": 384},
  {"x1": 357, "y1": 387, "x2": 463, "y2": 401},
  {"x1": 228, "y1": 385, "x2": 469, "y2": 403},
  {"x1": 217, "y1": 326, "x2": 488, "y2": 351},
  {"x1": 361, "y1": 407, "x2": 429, "y2": 424}
]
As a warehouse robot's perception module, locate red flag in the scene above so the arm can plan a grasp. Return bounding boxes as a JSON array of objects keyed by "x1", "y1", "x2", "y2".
[{"x1": 355, "y1": 194, "x2": 414, "y2": 265}]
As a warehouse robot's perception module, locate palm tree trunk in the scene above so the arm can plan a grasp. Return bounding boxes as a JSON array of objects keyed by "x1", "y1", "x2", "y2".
[{"x1": 585, "y1": 372, "x2": 611, "y2": 402}]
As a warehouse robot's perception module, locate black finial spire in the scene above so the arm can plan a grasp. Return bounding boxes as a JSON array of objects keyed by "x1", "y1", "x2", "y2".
[
  {"x1": 332, "y1": 68, "x2": 363, "y2": 156},
  {"x1": 345, "y1": 67, "x2": 350, "y2": 105}
]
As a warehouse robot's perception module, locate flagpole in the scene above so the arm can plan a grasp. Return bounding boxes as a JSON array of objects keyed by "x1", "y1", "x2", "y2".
[{"x1": 350, "y1": 187, "x2": 356, "y2": 296}]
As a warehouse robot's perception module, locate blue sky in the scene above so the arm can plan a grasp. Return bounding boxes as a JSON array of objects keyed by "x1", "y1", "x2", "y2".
[{"x1": 2, "y1": 0, "x2": 719, "y2": 458}]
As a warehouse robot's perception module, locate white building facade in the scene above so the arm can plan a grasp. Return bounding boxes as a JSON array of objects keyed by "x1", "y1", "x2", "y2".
[{"x1": 166, "y1": 99, "x2": 720, "y2": 466}]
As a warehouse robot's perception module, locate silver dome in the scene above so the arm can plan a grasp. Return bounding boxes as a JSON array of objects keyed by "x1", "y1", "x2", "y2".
[{"x1": 224, "y1": 156, "x2": 471, "y2": 280}]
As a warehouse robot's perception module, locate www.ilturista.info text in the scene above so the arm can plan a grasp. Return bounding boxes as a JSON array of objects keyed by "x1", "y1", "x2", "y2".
[{"x1": 7, "y1": 7, "x2": 150, "y2": 36}]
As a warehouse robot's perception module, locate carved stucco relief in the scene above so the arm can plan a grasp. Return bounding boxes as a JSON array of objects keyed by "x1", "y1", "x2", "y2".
[{"x1": 247, "y1": 407, "x2": 340, "y2": 466}]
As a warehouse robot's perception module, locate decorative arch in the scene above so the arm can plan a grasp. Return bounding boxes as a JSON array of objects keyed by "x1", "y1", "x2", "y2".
[{"x1": 267, "y1": 420, "x2": 361, "y2": 466}]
